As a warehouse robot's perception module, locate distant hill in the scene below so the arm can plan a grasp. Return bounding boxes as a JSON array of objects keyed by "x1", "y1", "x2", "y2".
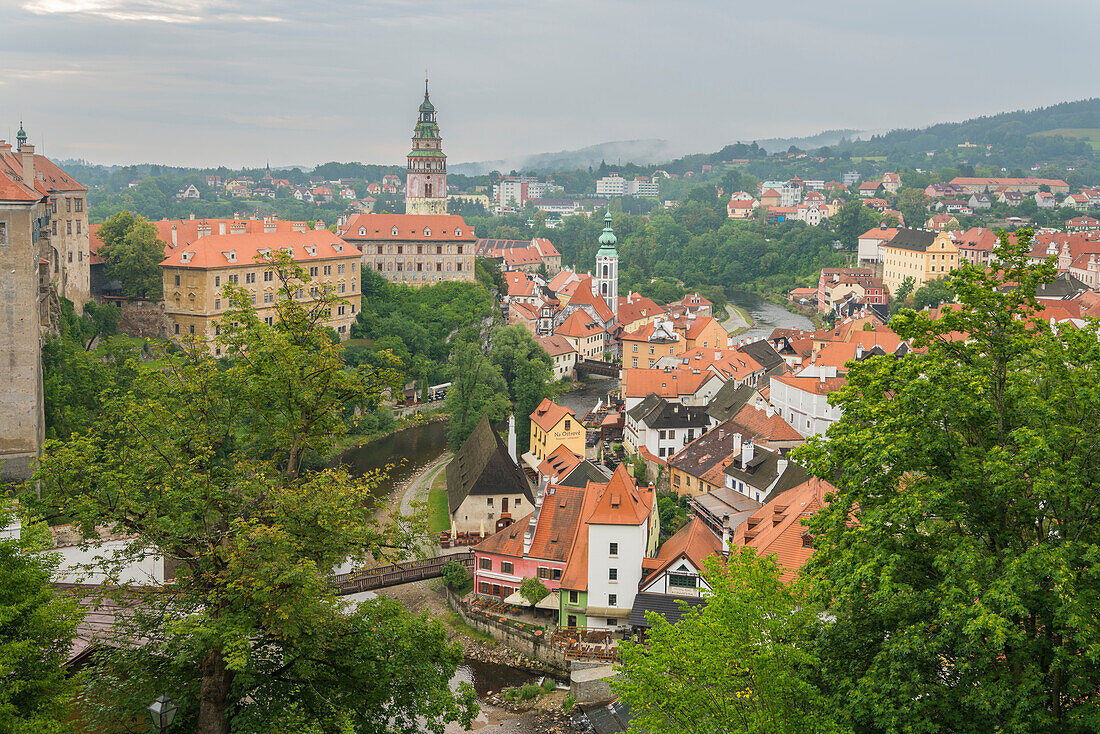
[
  {"x1": 451, "y1": 139, "x2": 684, "y2": 176},
  {"x1": 753, "y1": 129, "x2": 861, "y2": 154},
  {"x1": 851, "y1": 98, "x2": 1100, "y2": 155}
]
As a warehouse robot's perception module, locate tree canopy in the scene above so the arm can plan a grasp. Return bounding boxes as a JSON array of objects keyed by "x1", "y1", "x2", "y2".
[
  {"x1": 796, "y1": 229, "x2": 1100, "y2": 733},
  {"x1": 32, "y1": 253, "x2": 476, "y2": 734},
  {"x1": 95, "y1": 211, "x2": 167, "y2": 298}
]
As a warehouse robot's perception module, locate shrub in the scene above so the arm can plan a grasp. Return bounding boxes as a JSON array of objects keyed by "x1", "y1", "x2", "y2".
[
  {"x1": 562, "y1": 694, "x2": 577, "y2": 712},
  {"x1": 540, "y1": 677, "x2": 557, "y2": 692},
  {"x1": 441, "y1": 560, "x2": 470, "y2": 590},
  {"x1": 519, "y1": 683, "x2": 541, "y2": 700}
]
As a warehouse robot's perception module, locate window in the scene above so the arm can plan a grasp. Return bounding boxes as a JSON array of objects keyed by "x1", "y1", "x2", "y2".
[
  {"x1": 215, "y1": 299, "x2": 220, "y2": 310},
  {"x1": 75, "y1": 198, "x2": 83, "y2": 212},
  {"x1": 538, "y1": 567, "x2": 550, "y2": 580},
  {"x1": 174, "y1": 324, "x2": 180, "y2": 335},
  {"x1": 568, "y1": 590, "x2": 578, "y2": 604},
  {"x1": 309, "y1": 266, "x2": 318, "y2": 277},
  {"x1": 479, "y1": 558, "x2": 492, "y2": 571},
  {"x1": 228, "y1": 275, "x2": 239, "y2": 285},
  {"x1": 649, "y1": 345, "x2": 654, "y2": 354},
  {"x1": 189, "y1": 324, "x2": 195, "y2": 335},
  {"x1": 66, "y1": 198, "x2": 71, "y2": 213},
  {"x1": 264, "y1": 293, "x2": 274, "y2": 304},
  {"x1": 174, "y1": 275, "x2": 181, "y2": 286},
  {"x1": 215, "y1": 276, "x2": 221, "y2": 287},
  {"x1": 632, "y1": 358, "x2": 638, "y2": 368},
  {"x1": 457, "y1": 245, "x2": 463, "y2": 254},
  {"x1": 501, "y1": 561, "x2": 514, "y2": 574},
  {"x1": 607, "y1": 618, "x2": 617, "y2": 626},
  {"x1": 552, "y1": 568, "x2": 562, "y2": 581},
  {"x1": 486, "y1": 497, "x2": 494, "y2": 506},
  {"x1": 66, "y1": 220, "x2": 72, "y2": 234},
  {"x1": 264, "y1": 270, "x2": 273, "y2": 282},
  {"x1": 76, "y1": 221, "x2": 81, "y2": 234},
  {"x1": 436, "y1": 245, "x2": 443, "y2": 255},
  {"x1": 376, "y1": 245, "x2": 383, "y2": 254},
  {"x1": 479, "y1": 582, "x2": 491, "y2": 594},
  {"x1": 608, "y1": 568, "x2": 617, "y2": 581},
  {"x1": 564, "y1": 419, "x2": 571, "y2": 431},
  {"x1": 632, "y1": 344, "x2": 638, "y2": 352},
  {"x1": 609, "y1": 542, "x2": 618, "y2": 556},
  {"x1": 323, "y1": 265, "x2": 331, "y2": 275},
  {"x1": 669, "y1": 574, "x2": 696, "y2": 589},
  {"x1": 456, "y1": 263, "x2": 462, "y2": 272},
  {"x1": 337, "y1": 264, "x2": 345, "y2": 273},
  {"x1": 245, "y1": 272, "x2": 256, "y2": 284},
  {"x1": 608, "y1": 594, "x2": 617, "y2": 606}
]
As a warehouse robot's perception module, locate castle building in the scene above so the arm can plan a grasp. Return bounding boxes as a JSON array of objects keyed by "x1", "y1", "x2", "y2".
[
  {"x1": 159, "y1": 229, "x2": 361, "y2": 354},
  {"x1": 0, "y1": 129, "x2": 90, "y2": 480},
  {"x1": 339, "y1": 212, "x2": 475, "y2": 286},
  {"x1": 405, "y1": 80, "x2": 448, "y2": 216},
  {"x1": 594, "y1": 210, "x2": 619, "y2": 318}
]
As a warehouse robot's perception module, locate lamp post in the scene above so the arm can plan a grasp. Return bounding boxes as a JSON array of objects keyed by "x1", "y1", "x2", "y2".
[{"x1": 147, "y1": 695, "x2": 177, "y2": 733}]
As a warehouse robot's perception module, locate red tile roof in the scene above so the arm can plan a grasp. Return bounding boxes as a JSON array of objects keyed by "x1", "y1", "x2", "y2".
[
  {"x1": 623, "y1": 368, "x2": 713, "y2": 399},
  {"x1": 643, "y1": 516, "x2": 722, "y2": 585},
  {"x1": 535, "y1": 334, "x2": 577, "y2": 357},
  {"x1": 530, "y1": 398, "x2": 577, "y2": 433},
  {"x1": 160, "y1": 230, "x2": 360, "y2": 269},
  {"x1": 555, "y1": 309, "x2": 605, "y2": 339},
  {"x1": 339, "y1": 212, "x2": 475, "y2": 241},
  {"x1": 731, "y1": 476, "x2": 835, "y2": 581},
  {"x1": 566, "y1": 276, "x2": 614, "y2": 323}
]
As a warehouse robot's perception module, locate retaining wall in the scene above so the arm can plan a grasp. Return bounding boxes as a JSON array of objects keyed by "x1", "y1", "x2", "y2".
[{"x1": 445, "y1": 588, "x2": 571, "y2": 674}]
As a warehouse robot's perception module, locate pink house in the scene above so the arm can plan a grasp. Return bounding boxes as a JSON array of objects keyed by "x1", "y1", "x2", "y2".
[{"x1": 473, "y1": 482, "x2": 587, "y2": 600}]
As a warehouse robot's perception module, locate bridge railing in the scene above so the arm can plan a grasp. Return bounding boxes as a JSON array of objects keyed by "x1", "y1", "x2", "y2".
[{"x1": 331, "y1": 550, "x2": 474, "y2": 595}]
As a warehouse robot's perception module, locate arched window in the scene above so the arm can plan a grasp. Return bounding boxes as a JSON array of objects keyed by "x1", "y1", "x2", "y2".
[{"x1": 602, "y1": 264, "x2": 608, "y2": 278}]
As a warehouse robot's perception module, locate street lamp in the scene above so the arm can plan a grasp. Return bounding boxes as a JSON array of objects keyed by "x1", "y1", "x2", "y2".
[{"x1": 148, "y1": 695, "x2": 177, "y2": 732}]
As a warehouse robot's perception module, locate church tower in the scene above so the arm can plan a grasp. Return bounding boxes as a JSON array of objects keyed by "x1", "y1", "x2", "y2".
[
  {"x1": 405, "y1": 79, "x2": 448, "y2": 215},
  {"x1": 595, "y1": 209, "x2": 618, "y2": 318}
]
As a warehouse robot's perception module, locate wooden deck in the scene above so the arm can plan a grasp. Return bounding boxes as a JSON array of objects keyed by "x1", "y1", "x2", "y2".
[{"x1": 331, "y1": 551, "x2": 474, "y2": 596}]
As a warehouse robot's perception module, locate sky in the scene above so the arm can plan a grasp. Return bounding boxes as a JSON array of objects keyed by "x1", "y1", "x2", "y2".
[{"x1": 3, "y1": 0, "x2": 1099, "y2": 169}]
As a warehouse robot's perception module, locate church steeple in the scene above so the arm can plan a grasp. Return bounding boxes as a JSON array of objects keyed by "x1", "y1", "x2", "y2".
[
  {"x1": 595, "y1": 209, "x2": 619, "y2": 317},
  {"x1": 16, "y1": 122, "x2": 27, "y2": 152}
]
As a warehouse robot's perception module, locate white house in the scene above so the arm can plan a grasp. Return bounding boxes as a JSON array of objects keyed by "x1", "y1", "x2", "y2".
[
  {"x1": 768, "y1": 367, "x2": 846, "y2": 438},
  {"x1": 624, "y1": 394, "x2": 710, "y2": 460}
]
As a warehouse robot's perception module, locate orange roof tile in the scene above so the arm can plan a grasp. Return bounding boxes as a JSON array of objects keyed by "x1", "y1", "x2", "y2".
[
  {"x1": 643, "y1": 516, "x2": 722, "y2": 584},
  {"x1": 160, "y1": 229, "x2": 359, "y2": 269},
  {"x1": 731, "y1": 476, "x2": 835, "y2": 581},
  {"x1": 530, "y1": 398, "x2": 577, "y2": 432},
  {"x1": 555, "y1": 309, "x2": 605, "y2": 339},
  {"x1": 587, "y1": 464, "x2": 654, "y2": 525},
  {"x1": 566, "y1": 276, "x2": 615, "y2": 323},
  {"x1": 622, "y1": 367, "x2": 713, "y2": 399},
  {"x1": 339, "y1": 212, "x2": 475, "y2": 241}
]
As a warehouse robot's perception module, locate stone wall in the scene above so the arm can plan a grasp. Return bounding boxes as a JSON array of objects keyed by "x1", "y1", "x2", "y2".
[
  {"x1": 445, "y1": 588, "x2": 571, "y2": 674},
  {"x1": 114, "y1": 298, "x2": 171, "y2": 339},
  {"x1": 570, "y1": 662, "x2": 617, "y2": 705}
]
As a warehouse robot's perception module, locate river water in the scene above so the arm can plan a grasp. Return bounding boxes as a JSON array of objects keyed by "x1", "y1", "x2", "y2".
[
  {"x1": 337, "y1": 419, "x2": 449, "y2": 502},
  {"x1": 727, "y1": 288, "x2": 814, "y2": 342}
]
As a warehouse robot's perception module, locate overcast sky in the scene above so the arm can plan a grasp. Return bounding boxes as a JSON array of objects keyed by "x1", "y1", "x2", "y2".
[{"x1": 3, "y1": 0, "x2": 1098, "y2": 169}]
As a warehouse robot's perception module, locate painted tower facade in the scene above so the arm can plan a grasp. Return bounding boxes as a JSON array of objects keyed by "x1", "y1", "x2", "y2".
[
  {"x1": 595, "y1": 209, "x2": 618, "y2": 317},
  {"x1": 405, "y1": 80, "x2": 448, "y2": 216}
]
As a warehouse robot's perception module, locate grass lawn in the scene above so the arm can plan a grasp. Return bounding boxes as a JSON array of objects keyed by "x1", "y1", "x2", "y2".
[
  {"x1": 1030, "y1": 128, "x2": 1100, "y2": 150},
  {"x1": 427, "y1": 469, "x2": 450, "y2": 534}
]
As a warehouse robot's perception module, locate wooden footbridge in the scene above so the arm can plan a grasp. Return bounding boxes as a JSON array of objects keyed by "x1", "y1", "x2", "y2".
[
  {"x1": 332, "y1": 550, "x2": 474, "y2": 596},
  {"x1": 575, "y1": 359, "x2": 621, "y2": 379}
]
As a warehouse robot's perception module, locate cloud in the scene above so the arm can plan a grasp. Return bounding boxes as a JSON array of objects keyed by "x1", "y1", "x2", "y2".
[{"x1": 20, "y1": 0, "x2": 285, "y2": 23}]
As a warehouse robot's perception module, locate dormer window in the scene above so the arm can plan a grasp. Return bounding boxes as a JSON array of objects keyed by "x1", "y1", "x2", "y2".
[
  {"x1": 455, "y1": 228, "x2": 462, "y2": 236},
  {"x1": 391, "y1": 226, "x2": 399, "y2": 236},
  {"x1": 333, "y1": 244, "x2": 343, "y2": 253},
  {"x1": 359, "y1": 227, "x2": 366, "y2": 236},
  {"x1": 224, "y1": 250, "x2": 237, "y2": 263},
  {"x1": 424, "y1": 227, "x2": 431, "y2": 237}
]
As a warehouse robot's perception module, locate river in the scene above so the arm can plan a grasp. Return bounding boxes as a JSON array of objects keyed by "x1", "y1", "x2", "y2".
[
  {"x1": 727, "y1": 288, "x2": 814, "y2": 342},
  {"x1": 337, "y1": 419, "x2": 449, "y2": 502}
]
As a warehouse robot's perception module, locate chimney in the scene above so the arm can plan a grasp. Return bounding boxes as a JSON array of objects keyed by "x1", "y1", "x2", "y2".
[
  {"x1": 741, "y1": 439, "x2": 755, "y2": 467},
  {"x1": 507, "y1": 414, "x2": 518, "y2": 463},
  {"x1": 765, "y1": 404, "x2": 775, "y2": 418},
  {"x1": 732, "y1": 432, "x2": 743, "y2": 457},
  {"x1": 776, "y1": 458, "x2": 789, "y2": 479},
  {"x1": 721, "y1": 514, "x2": 730, "y2": 550},
  {"x1": 218, "y1": 222, "x2": 226, "y2": 235},
  {"x1": 855, "y1": 344, "x2": 864, "y2": 360},
  {"x1": 189, "y1": 212, "x2": 195, "y2": 220},
  {"x1": 20, "y1": 143, "x2": 35, "y2": 186},
  {"x1": 170, "y1": 225, "x2": 178, "y2": 248}
]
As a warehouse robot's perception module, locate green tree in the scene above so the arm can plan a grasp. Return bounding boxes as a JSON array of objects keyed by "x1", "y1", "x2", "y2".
[
  {"x1": 488, "y1": 325, "x2": 553, "y2": 450},
  {"x1": 796, "y1": 230, "x2": 1100, "y2": 732},
  {"x1": 0, "y1": 512, "x2": 84, "y2": 734},
  {"x1": 614, "y1": 551, "x2": 843, "y2": 734},
  {"x1": 519, "y1": 577, "x2": 550, "y2": 607},
  {"x1": 830, "y1": 201, "x2": 881, "y2": 248},
  {"x1": 95, "y1": 211, "x2": 167, "y2": 298},
  {"x1": 890, "y1": 276, "x2": 916, "y2": 314},
  {"x1": 443, "y1": 341, "x2": 510, "y2": 450},
  {"x1": 897, "y1": 188, "x2": 930, "y2": 229},
  {"x1": 33, "y1": 253, "x2": 476, "y2": 734},
  {"x1": 910, "y1": 275, "x2": 955, "y2": 310}
]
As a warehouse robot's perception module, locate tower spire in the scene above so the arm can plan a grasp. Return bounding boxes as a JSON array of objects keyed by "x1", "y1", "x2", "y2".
[{"x1": 425, "y1": 70, "x2": 429, "y2": 98}]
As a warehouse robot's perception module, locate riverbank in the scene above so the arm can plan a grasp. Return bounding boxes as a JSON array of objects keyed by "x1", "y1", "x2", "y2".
[
  {"x1": 720, "y1": 303, "x2": 753, "y2": 336},
  {"x1": 327, "y1": 411, "x2": 449, "y2": 462}
]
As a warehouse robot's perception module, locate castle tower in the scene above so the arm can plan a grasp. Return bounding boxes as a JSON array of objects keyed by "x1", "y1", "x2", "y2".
[
  {"x1": 15, "y1": 122, "x2": 27, "y2": 152},
  {"x1": 405, "y1": 78, "x2": 448, "y2": 216},
  {"x1": 595, "y1": 209, "x2": 618, "y2": 318}
]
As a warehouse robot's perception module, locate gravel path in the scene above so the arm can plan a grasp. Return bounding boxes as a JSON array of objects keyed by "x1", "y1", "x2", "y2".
[{"x1": 721, "y1": 304, "x2": 752, "y2": 335}]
